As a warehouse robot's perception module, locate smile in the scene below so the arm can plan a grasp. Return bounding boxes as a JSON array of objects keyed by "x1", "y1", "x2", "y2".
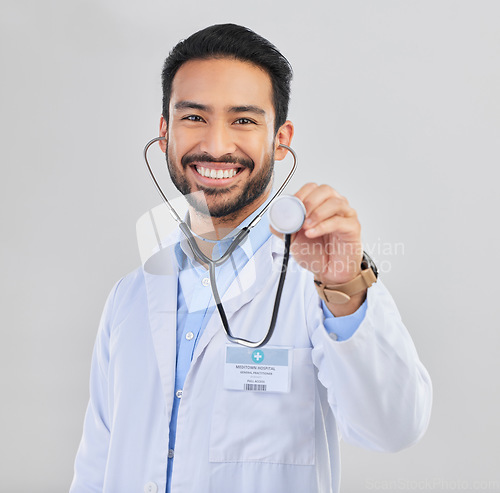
[{"x1": 194, "y1": 166, "x2": 241, "y2": 179}]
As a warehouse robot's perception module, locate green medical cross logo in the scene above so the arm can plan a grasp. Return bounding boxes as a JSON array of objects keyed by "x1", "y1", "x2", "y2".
[{"x1": 252, "y1": 350, "x2": 264, "y2": 364}]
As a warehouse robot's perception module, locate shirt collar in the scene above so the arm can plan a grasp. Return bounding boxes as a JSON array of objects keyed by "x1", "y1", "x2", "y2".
[{"x1": 174, "y1": 194, "x2": 273, "y2": 269}]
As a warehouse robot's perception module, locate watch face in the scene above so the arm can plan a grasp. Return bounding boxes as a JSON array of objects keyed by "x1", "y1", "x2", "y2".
[{"x1": 362, "y1": 251, "x2": 379, "y2": 278}]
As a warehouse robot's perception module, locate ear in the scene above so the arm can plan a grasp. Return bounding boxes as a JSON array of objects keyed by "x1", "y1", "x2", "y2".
[
  {"x1": 274, "y1": 120, "x2": 294, "y2": 161},
  {"x1": 159, "y1": 115, "x2": 168, "y2": 153}
]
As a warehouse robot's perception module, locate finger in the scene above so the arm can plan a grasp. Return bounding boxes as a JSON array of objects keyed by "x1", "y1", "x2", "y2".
[
  {"x1": 301, "y1": 184, "x2": 345, "y2": 219},
  {"x1": 294, "y1": 183, "x2": 319, "y2": 203},
  {"x1": 303, "y1": 197, "x2": 356, "y2": 230},
  {"x1": 304, "y1": 215, "x2": 361, "y2": 239}
]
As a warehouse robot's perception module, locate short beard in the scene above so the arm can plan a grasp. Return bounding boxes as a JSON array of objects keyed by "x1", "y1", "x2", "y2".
[{"x1": 166, "y1": 144, "x2": 274, "y2": 220}]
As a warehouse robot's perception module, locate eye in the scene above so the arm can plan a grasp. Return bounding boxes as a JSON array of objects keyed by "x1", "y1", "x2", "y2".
[
  {"x1": 182, "y1": 115, "x2": 205, "y2": 122},
  {"x1": 234, "y1": 117, "x2": 256, "y2": 125}
]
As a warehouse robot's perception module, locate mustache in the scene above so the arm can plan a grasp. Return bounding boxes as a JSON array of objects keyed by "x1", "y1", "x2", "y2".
[{"x1": 181, "y1": 153, "x2": 254, "y2": 171}]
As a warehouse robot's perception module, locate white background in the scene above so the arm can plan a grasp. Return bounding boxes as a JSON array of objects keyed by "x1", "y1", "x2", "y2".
[{"x1": 1, "y1": 1, "x2": 499, "y2": 492}]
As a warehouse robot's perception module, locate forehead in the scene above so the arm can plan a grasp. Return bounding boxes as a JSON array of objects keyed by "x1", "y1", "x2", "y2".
[{"x1": 170, "y1": 58, "x2": 274, "y2": 111}]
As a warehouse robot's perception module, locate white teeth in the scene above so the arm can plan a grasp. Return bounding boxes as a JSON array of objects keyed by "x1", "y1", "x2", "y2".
[{"x1": 195, "y1": 166, "x2": 238, "y2": 179}]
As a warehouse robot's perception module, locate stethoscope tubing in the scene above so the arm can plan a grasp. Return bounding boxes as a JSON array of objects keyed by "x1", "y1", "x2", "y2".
[
  {"x1": 210, "y1": 233, "x2": 291, "y2": 348},
  {"x1": 143, "y1": 136, "x2": 298, "y2": 347}
]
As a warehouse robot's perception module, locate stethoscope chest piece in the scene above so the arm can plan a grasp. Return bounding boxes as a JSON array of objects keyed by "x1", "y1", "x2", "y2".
[{"x1": 269, "y1": 195, "x2": 306, "y2": 234}]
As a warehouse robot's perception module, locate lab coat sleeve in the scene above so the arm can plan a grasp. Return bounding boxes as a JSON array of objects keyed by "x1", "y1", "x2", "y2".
[
  {"x1": 308, "y1": 280, "x2": 432, "y2": 452},
  {"x1": 322, "y1": 298, "x2": 367, "y2": 341},
  {"x1": 70, "y1": 280, "x2": 121, "y2": 493}
]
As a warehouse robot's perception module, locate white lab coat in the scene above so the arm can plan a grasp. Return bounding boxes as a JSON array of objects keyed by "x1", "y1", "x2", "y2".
[{"x1": 70, "y1": 233, "x2": 432, "y2": 493}]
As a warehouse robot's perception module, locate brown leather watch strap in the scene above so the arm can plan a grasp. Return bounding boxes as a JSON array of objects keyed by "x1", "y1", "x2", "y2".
[{"x1": 314, "y1": 268, "x2": 377, "y2": 304}]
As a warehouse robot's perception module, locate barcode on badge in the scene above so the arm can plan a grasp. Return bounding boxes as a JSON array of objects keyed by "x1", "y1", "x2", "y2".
[{"x1": 244, "y1": 383, "x2": 267, "y2": 391}]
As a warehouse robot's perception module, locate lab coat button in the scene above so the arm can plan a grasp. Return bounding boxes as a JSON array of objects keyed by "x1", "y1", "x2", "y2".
[
  {"x1": 168, "y1": 449, "x2": 175, "y2": 459},
  {"x1": 176, "y1": 389, "x2": 183, "y2": 398},
  {"x1": 202, "y1": 277, "x2": 210, "y2": 286},
  {"x1": 144, "y1": 482, "x2": 158, "y2": 493},
  {"x1": 186, "y1": 331, "x2": 194, "y2": 341},
  {"x1": 329, "y1": 332, "x2": 339, "y2": 341}
]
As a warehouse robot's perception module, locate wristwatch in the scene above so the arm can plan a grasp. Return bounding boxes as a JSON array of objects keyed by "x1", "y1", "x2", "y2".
[{"x1": 314, "y1": 251, "x2": 378, "y2": 304}]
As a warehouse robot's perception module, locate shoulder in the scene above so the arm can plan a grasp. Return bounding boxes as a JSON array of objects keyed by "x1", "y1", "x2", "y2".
[{"x1": 104, "y1": 267, "x2": 148, "y2": 325}]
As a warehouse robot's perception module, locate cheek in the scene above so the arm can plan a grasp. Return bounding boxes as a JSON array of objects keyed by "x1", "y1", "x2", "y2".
[
  {"x1": 255, "y1": 139, "x2": 275, "y2": 165},
  {"x1": 241, "y1": 133, "x2": 274, "y2": 162},
  {"x1": 166, "y1": 131, "x2": 185, "y2": 162},
  {"x1": 168, "y1": 127, "x2": 198, "y2": 158}
]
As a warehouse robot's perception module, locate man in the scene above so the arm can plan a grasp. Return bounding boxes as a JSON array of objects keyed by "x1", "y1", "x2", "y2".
[{"x1": 71, "y1": 24, "x2": 432, "y2": 493}]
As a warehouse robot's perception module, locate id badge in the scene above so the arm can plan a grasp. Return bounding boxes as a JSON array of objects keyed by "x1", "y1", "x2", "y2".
[{"x1": 224, "y1": 344, "x2": 292, "y2": 393}]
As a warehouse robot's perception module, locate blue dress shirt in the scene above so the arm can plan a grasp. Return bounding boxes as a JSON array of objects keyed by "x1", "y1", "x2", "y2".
[{"x1": 165, "y1": 200, "x2": 367, "y2": 491}]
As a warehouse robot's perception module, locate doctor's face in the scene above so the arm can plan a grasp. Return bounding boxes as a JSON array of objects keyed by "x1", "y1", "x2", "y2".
[{"x1": 160, "y1": 58, "x2": 282, "y2": 219}]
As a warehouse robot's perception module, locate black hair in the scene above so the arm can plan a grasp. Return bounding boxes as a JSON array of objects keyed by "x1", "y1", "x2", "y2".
[{"x1": 161, "y1": 23, "x2": 293, "y2": 134}]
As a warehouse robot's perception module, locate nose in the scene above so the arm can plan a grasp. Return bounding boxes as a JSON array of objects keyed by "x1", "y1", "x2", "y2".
[{"x1": 199, "y1": 120, "x2": 237, "y2": 159}]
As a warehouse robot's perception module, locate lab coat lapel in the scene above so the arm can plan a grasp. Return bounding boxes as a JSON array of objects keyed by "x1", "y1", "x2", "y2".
[
  {"x1": 142, "y1": 231, "x2": 180, "y2": 411},
  {"x1": 192, "y1": 235, "x2": 284, "y2": 362}
]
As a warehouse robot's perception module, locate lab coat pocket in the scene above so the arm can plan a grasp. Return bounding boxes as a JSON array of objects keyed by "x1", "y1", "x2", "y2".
[{"x1": 209, "y1": 348, "x2": 315, "y2": 465}]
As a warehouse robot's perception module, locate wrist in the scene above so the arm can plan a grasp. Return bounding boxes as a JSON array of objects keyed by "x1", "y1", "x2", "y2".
[
  {"x1": 325, "y1": 289, "x2": 367, "y2": 317},
  {"x1": 314, "y1": 267, "x2": 361, "y2": 287},
  {"x1": 314, "y1": 251, "x2": 378, "y2": 307}
]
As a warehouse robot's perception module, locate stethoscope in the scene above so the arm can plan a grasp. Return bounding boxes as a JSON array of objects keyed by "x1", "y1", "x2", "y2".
[{"x1": 143, "y1": 136, "x2": 306, "y2": 348}]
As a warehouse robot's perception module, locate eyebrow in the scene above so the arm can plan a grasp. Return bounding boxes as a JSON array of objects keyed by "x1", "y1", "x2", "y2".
[
  {"x1": 228, "y1": 105, "x2": 266, "y2": 116},
  {"x1": 173, "y1": 101, "x2": 266, "y2": 116},
  {"x1": 174, "y1": 101, "x2": 211, "y2": 112}
]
